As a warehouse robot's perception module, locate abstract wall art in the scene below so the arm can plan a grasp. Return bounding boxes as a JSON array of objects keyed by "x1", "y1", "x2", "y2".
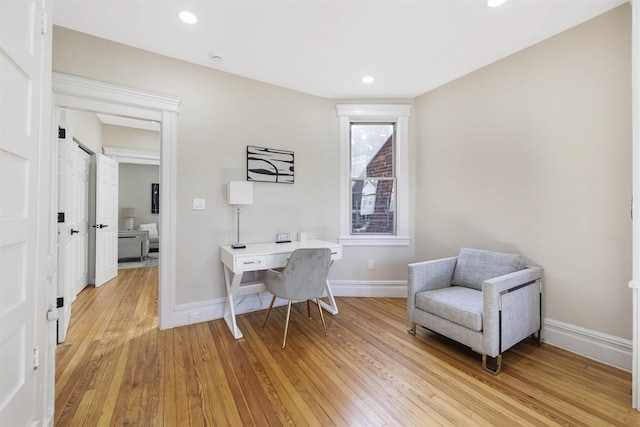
[
  {"x1": 247, "y1": 145, "x2": 294, "y2": 184},
  {"x1": 151, "y1": 183, "x2": 159, "y2": 213}
]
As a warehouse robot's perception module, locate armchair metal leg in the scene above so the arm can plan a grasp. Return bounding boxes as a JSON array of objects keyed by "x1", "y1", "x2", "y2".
[
  {"x1": 281, "y1": 300, "x2": 293, "y2": 348},
  {"x1": 533, "y1": 329, "x2": 542, "y2": 345},
  {"x1": 482, "y1": 354, "x2": 502, "y2": 375},
  {"x1": 316, "y1": 297, "x2": 328, "y2": 336},
  {"x1": 261, "y1": 295, "x2": 277, "y2": 331},
  {"x1": 407, "y1": 322, "x2": 417, "y2": 336}
]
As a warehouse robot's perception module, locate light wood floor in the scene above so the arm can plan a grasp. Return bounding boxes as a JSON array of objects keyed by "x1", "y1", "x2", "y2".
[{"x1": 55, "y1": 266, "x2": 640, "y2": 426}]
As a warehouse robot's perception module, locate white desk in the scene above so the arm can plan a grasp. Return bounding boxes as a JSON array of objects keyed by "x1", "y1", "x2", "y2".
[{"x1": 220, "y1": 239, "x2": 342, "y2": 339}]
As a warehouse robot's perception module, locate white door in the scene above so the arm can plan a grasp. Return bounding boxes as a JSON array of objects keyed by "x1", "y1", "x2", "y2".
[
  {"x1": 57, "y1": 125, "x2": 90, "y2": 342},
  {"x1": 71, "y1": 143, "x2": 90, "y2": 296},
  {"x1": 95, "y1": 153, "x2": 119, "y2": 286},
  {"x1": 57, "y1": 129, "x2": 73, "y2": 342},
  {"x1": 0, "y1": 0, "x2": 53, "y2": 425}
]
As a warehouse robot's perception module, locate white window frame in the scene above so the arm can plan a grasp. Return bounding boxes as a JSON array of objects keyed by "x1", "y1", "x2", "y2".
[{"x1": 337, "y1": 104, "x2": 412, "y2": 246}]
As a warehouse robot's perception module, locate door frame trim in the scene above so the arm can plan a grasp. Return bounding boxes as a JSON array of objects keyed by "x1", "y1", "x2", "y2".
[{"x1": 52, "y1": 73, "x2": 180, "y2": 330}]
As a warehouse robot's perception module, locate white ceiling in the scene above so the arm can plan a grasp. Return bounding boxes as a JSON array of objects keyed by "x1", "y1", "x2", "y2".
[{"x1": 53, "y1": 0, "x2": 626, "y2": 99}]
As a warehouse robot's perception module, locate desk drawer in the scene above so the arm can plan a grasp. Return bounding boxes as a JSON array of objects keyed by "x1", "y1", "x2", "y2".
[
  {"x1": 269, "y1": 253, "x2": 290, "y2": 269},
  {"x1": 268, "y1": 247, "x2": 342, "y2": 268},
  {"x1": 235, "y1": 255, "x2": 267, "y2": 271}
]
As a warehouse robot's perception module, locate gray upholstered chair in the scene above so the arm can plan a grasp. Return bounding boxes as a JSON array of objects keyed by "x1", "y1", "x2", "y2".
[
  {"x1": 261, "y1": 248, "x2": 332, "y2": 348},
  {"x1": 408, "y1": 248, "x2": 543, "y2": 374},
  {"x1": 139, "y1": 223, "x2": 159, "y2": 252}
]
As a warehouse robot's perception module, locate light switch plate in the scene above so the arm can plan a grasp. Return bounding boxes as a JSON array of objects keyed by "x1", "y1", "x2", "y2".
[{"x1": 193, "y1": 198, "x2": 206, "y2": 210}]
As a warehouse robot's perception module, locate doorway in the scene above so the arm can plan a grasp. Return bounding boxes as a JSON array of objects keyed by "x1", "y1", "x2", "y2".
[
  {"x1": 52, "y1": 72, "x2": 180, "y2": 330},
  {"x1": 57, "y1": 107, "x2": 162, "y2": 340}
]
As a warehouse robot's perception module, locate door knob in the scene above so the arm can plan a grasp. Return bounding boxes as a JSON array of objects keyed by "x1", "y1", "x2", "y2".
[
  {"x1": 70, "y1": 229, "x2": 80, "y2": 235},
  {"x1": 46, "y1": 309, "x2": 59, "y2": 321},
  {"x1": 92, "y1": 224, "x2": 109, "y2": 229}
]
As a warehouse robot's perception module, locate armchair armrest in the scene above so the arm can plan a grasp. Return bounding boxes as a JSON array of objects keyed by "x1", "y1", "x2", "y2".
[
  {"x1": 483, "y1": 266, "x2": 543, "y2": 315},
  {"x1": 482, "y1": 266, "x2": 543, "y2": 356},
  {"x1": 483, "y1": 266, "x2": 543, "y2": 295},
  {"x1": 408, "y1": 256, "x2": 457, "y2": 294},
  {"x1": 408, "y1": 257, "x2": 457, "y2": 316}
]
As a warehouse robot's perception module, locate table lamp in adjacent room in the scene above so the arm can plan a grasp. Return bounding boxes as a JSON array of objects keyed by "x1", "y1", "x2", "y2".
[
  {"x1": 121, "y1": 207, "x2": 137, "y2": 231},
  {"x1": 228, "y1": 181, "x2": 253, "y2": 249}
]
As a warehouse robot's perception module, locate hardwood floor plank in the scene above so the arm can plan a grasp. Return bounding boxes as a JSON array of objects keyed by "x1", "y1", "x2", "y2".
[
  {"x1": 68, "y1": 388, "x2": 97, "y2": 427},
  {"x1": 161, "y1": 328, "x2": 177, "y2": 425},
  {"x1": 210, "y1": 320, "x2": 281, "y2": 426},
  {"x1": 55, "y1": 267, "x2": 640, "y2": 426}
]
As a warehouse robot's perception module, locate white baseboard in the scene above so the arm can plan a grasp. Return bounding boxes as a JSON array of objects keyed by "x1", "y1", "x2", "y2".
[
  {"x1": 171, "y1": 280, "x2": 407, "y2": 327},
  {"x1": 543, "y1": 318, "x2": 632, "y2": 371},
  {"x1": 330, "y1": 280, "x2": 407, "y2": 297},
  {"x1": 170, "y1": 282, "x2": 632, "y2": 372},
  {"x1": 171, "y1": 291, "x2": 286, "y2": 328},
  {"x1": 171, "y1": 299, "x2": 221, "y2": 328}
]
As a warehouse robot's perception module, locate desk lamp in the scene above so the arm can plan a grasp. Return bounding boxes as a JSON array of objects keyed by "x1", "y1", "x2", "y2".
[
  {"x1": 121, "y1": 207, "x2": 137, "y2": 231},
  {"x1": 228, "y1": 181, "x2": 253, "y2": 249}
]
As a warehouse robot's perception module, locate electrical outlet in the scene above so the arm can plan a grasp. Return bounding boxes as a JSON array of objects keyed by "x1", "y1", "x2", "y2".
[
  {"x1": 368, "y1": 259, "x2": 375, "y2": 270},
  {"x1": 277, "y1": 233, "x2": 290, "y2": 241},
  {"x1": 187, "y1": 311, "x2": 201, "y2": 321}
]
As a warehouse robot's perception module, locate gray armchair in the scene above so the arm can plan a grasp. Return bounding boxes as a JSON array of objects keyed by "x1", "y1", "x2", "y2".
[
  {"x1": 139, "y1": 223, "x2": 158, "y2": 252},
  {"x1": 408, "y1": 248, "x2": 543, "y2": 374},
  {"x1": 261, "y1": 248, "x2": 332, "y2": 348}
]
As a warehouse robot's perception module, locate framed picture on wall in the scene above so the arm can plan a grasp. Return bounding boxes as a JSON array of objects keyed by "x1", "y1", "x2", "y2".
[
  {"x1": 151, "y1": 183, "x2": 159, "y2": 213},
  {"x1": 247, "y1": 145, "x2": 294, "y2": 184}
]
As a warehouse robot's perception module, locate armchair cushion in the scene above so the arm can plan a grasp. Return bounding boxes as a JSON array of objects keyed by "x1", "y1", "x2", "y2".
[
  {"x1": 416, "y1": 286, "x2": 483, "y2": 331},
  {"x1": 139, "y1": 223, "x2": 158, "y2": 239},
  {"x1": 451, "y1": 248, "x2": 525, "y2": 291}
]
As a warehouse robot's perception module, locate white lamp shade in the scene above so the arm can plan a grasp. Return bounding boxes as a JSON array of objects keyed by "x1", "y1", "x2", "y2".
[
  {"x1": 121, "y1": 207, "x2": 138, "y2": 218},
  {"x1": 228, "y1": 181, "x2": 253, "y2": 205}
]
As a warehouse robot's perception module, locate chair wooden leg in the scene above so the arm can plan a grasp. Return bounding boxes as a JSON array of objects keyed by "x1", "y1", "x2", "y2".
[
  {"x1": 282, "y1": 300, "x2": 293, "y2": 349},
  {"x1": 307, "y1": 300, "x2": 311, "y2": 319},
  {"x1": 261, "y1": 295, "x2": 277, "y2": 331},
  {"x1": 316, "y1": 298, "x2": 328, "y2": 335}
]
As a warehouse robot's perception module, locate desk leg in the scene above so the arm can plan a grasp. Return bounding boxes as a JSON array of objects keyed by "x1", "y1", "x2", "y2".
[
  {"x1": 223, "y1": 266, "x2": 244, "y2": 339},
  {"x1": 319, "y1": 279, "x2": 339, "y2": 315}
]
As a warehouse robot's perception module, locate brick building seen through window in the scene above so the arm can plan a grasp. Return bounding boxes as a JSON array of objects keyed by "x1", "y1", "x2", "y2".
[{"x1": 351, "y1": 124, "x2": 395, "y2": 234}]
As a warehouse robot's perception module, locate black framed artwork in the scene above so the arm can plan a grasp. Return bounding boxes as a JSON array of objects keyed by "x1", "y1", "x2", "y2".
[
  {"x1": 151, "y1": 183, "x2": 159, "y2": 213},
  {"x1": 247, "y1": 145, "x2": 294, "y2": 184}
]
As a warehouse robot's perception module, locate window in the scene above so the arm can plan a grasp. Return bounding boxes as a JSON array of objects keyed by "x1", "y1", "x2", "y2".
[
  {"x1": 337, "y1": 104, "x2": 411, "y2": 246},
  {"x1": 351, "y1": 123, "x2": 395, "y2": 234}
]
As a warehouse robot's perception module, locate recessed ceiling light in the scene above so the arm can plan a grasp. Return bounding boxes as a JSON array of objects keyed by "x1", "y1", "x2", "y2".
[
  {"x1": 487, "y1": 0, "x2": 507, "y2": 7},
  {"x1": 179, "y1": 11, "x2": 198, "y2": 24},
  {"x1": 362, "y1": 75, "x2": 375, "y2": 84}
]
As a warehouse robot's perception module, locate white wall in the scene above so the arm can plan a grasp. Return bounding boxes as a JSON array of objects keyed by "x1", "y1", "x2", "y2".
[
  {"x1": 65, "y1": 109, "x2": 103, "y2": 153},
  {"x1": 118, "y1": 163, "x2": 159, "y2": 230},
  {"x1": 53, "y1": 27, "x2": 402, "y2": 307},
  {"x1": 414, "y1": 5, "x2": 632, "y2": 341},
  {"x1": 103, "y1": 124, "x2": 160, "y2": 152}
]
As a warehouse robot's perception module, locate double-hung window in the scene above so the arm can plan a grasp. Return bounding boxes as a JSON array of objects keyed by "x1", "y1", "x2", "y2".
[{"x1": 337, "y1": 104, "x2": 411, "y2": 246}]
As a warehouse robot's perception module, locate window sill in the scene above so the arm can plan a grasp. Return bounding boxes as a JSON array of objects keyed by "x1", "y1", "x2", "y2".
[{"x1": 338, "y1": 235, "x2": 410, "y2": 247}]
